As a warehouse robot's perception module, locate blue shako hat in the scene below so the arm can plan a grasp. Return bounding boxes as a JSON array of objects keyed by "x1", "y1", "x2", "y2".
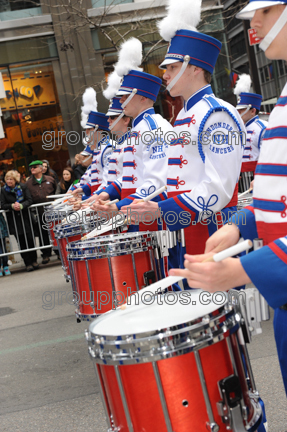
[
  {"x1": 236, "y1": 92, "x2": 263, "y2": 110},
  {"x1": 106, "y1": 97, "x2": 123, "y2": 116},
  {"x1": 159, "y1": 30, "x2": 222, "y2": 74},
  {"x1": 86, "y1": 111, "x2": 109, "y2": 131},
  {"x1": 117, "y1": 70, "x2": 162, "y2": 101}
]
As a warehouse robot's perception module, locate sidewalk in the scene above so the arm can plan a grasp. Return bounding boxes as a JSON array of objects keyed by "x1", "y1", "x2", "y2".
[{"x1": 0, "y1": 261, "x2": 286, "y2": 432}]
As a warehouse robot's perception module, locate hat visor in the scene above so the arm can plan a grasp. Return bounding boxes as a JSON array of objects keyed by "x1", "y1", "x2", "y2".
[
  {"x1": 106, "y1": 110, "x2": 122, "y2": 116},
  {"x1": 116, "y1": 89, "x2": 131, "y2": 96},
  {"x1": 159, "y1": 58, "x2": 181, "y2": 70},
  {"x1": 80, "y1": 151, "x2": 91, "y2": 156},
  {"x1": 236, "y1": 1, "x2": 286, "y2": 19},
  {"x1": 236, "y1": 104, "x2": 249, "y2": 109}
]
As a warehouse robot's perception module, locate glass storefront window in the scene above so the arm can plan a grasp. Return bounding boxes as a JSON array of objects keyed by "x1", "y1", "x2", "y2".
[
  {"x1": 0, "y1": 61, "x2": 69, "y2": 183},
  {"x1": 0, "y1": 36, "x2": 58, "y2": 65},
  {"x1": 0, "y1": 0, "x2": 41, "y2": 21},
  {"x1": 91, "y1": 0, "x2": 132, "y2": 8}
]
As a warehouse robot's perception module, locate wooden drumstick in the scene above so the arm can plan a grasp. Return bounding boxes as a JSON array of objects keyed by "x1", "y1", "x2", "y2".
[
  {"x1": 50, "y1": 194, "x2": 75, "y2": 206},
  {"x1": 119, "y1": 276, "x2": 184, "y2": 310},
  {"x1": 46, "y1": 193, "x2": 73, "y2": 199},
  {"x1": 137, "y1": 185, "x2": 167, "y2": 203},
  {"x1": 62, "y1": 198, "x2": 119, "y2": 222},
  {"x1": 83, "y1": 198, "x2": 119, "y2": 207},
  {"x1": 98, "y1": 185, "x2": 166, "y2": 238},
  {"x1": 104, "y1": 199, "x2": 119, "y2": 206},
  {"x1": 52, "y1": 202, "x2": 73, "y2": 211},
  {"x1": 81, "y1": 213, "x2": 126, "y2": 240},
  {"x1": 202, "y1": 239, "x2": 252, "y2": 263},
  {"x1": 120, "y1": 239, "x2": 253, "y2": 309},
  {"x1": 81, "y1": 186, "x2": 167, "y2": 239},
  {"x1": 238, "y1": 188, "x2": 252, "y2": 199}
]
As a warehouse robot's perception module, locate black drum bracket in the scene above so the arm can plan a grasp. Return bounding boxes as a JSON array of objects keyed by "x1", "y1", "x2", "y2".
[
  {"x1": 143, "y1": 270, "x2": 156, "y2": 286},
  {"x1": 217, "y1": 375, "x2": 248, "y2": 432}
]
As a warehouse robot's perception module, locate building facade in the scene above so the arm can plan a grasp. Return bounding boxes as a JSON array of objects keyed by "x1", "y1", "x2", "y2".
[{"x1": 223, "y1": 0, "x2": 287, "y2": 113}]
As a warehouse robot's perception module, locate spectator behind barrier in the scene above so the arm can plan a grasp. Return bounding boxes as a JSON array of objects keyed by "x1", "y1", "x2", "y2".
[
  {"x1": 0, "y1": 170, "x2": 38, "y2": 272},
  {"x1": 56, "y1": 166, "x2": 75, "y2": 194},
  {"x1": 26, "y1": 160, "x2": 57, "y2": 265},
  {"x1": 0, "y1": 209, "x2": 10, "y2": 276},
  {"x1": 42, "y1": 159, "x2": 59, "y2": 183}
]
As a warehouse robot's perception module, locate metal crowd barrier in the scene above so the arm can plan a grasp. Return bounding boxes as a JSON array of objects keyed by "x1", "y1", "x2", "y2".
[{"x1": 0, "y1": 202, "x2": 54, "y2": 259}]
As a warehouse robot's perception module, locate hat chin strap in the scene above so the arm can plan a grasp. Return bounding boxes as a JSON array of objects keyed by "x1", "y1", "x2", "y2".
[
  {"x1": 84, "y1": 124, "x2": 98, "y2": 145},
  {"x1": 109, "y1": 111, "x2": 125, "y2": 131},
  {"x1": 167, "y1": 55, "x2": 190, "y2": 92},
  {"x1": 240, "y1": 105, "x2": 251, "y2": 118},
  {"x1": 259, "y1": 6, "x2": 287, "y2": 51},
  {"x1": 82, "y1": 155, "x2": 92, "y2": 163},
  {"x1": 121, "y1": 88, "x2": 137, "y2": 109}
]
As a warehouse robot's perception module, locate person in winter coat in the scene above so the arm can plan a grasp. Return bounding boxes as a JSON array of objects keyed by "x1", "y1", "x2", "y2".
[
  {"x1": 0, "y1": 210, "x2": 10, "y2": 276},
  {"x1": 56, "y1": 167, "x2": 75, "y2": 194},
  {"x1": 26, "y1": 160, "x2": 56, "y2": 264},
  {"x1": 0, "y1": 170, "x2": 38, "y2": 272},
  {"x1": 42, "y1": 159, "x2": 59, "y2": 184}
]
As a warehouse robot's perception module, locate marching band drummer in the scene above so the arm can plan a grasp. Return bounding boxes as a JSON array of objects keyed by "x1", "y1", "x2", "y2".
[
  {"x1": 233, "y1": 74, "x2": 268, "y2": 192},
  {"x1": 122, "y1": 0, "x2": 245, "y2": 281},
  {"x1": 69, "y1": 88, "x2": 113, "y2": 205},
  {"x1": 90, "y1": 38, "x2": 174, "y2": 233},
  {"x1": 82, "y1": 72, "x2": 133, "y2": 206},
  {"x1": 69, "y1": 146, "x2": 94, "y2": 199},
  {"x1": 170, "y1": 0, "x2": 287, "y2": 397}
]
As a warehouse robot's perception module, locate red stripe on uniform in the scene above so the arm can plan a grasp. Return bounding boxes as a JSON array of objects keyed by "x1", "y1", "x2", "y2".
[
  {"x1": 245, "y1": 205, "x2": 255, "y2": 214},
  {"x1": 269, "y1": 242, "x2": 287, "y2": 265},
  {"x1": 173, "y1": 196, "x2": 196, "y2": 221},
  {"x1": 111, "y1": 182, "x2": 121, "y2": 195}
]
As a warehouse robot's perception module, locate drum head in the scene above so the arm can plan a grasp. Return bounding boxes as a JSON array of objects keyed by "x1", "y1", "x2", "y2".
[{"x1": 89, "y1": 290, "x2": 228, "y2": 336}]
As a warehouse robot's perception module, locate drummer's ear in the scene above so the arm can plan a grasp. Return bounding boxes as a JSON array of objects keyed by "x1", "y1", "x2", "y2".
[{"x1": 123, "y1": 116, "x2": 131, "y2": 127}]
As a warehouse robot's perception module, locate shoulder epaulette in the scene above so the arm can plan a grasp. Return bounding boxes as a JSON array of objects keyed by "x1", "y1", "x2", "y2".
[{"x1": 142, "y1": 113, "x2": 158, "y2": 131}]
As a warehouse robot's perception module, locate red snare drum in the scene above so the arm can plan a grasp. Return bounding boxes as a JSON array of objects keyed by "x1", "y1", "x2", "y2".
[
  {"x1": 44, "y1": 205, "x2": 71, "y2": 248},
  {"x1": 67, "y1": 231, "x2": 159, "y2": 321},
  {"x1": 55, "y1": 217, "x2": 119, "y2": 281},
  {"x1": 54, "y1": 223, "x2": 84, "y2": 280},
  {"x1": 86, "y1": 291, "x2": 263, "y2": 432}
]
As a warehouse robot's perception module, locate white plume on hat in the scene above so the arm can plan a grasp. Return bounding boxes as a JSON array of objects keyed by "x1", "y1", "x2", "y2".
[
  {"x1": 233, "y1": 74, "x2": 252, "y2": 96},
  {"x1": 114, "y1": 37, "x2": 143, "y2": 78},
  {"x1": 103, "y1": 71, "x2": 122, "y2": 100},
  {"x1": 81, "y1": 87, "x2": 98, "y2": 128},
  {"x1": 158, "y1": 0, "x2": 202, "y2": 42}
]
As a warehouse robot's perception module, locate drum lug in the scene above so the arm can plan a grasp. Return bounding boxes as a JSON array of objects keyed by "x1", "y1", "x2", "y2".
[
  {"x1": 109, "y1": 414, "x2": 120, "y2": 431},
  {"x1": 249, "y1": 389, "x2": 260, "y2": 402},
  {"x1": 217, "y1": 375, "x2": 247, "y2": 432},
  {"x1": 158, "y1": 230, "x2": 169, "y2": 257},
  {"x1": 206, "y1": 422, "x2": 219, "y2": 432},
  {"x1": 88, "y1": 346, "x2": 96, "y2": 358},
  {"x1": 228, "y1": 289, "x2": 252, "y2": 344},
  {"x1": 84, "y1": 330, "x2": 91, "y2": 342}
]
